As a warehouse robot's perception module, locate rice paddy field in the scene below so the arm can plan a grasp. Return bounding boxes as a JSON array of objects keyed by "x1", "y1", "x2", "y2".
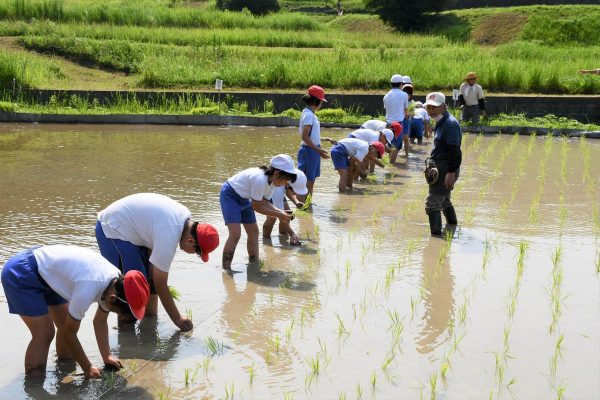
[
  {"x1": 0, "y1": 124, "x2": 598, "y2": 399},
  {"x1": 0, "y1": 1, "x2": 599, "y2": 93}
]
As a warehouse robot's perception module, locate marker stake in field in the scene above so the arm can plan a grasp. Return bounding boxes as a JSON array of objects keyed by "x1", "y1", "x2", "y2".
[{"x1": 215, "y1": 79, "x2": 224, "y2": 115}]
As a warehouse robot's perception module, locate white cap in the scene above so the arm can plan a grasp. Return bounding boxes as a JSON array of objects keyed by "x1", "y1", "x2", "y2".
[
  {"x1": 290, "y1": 169, "x2": 308, "y2": 195},
  {"x1": 402, "y1": 75, "x2": 412, "y2": 84},
  {"x1": 415, "y1": 101, "x2": 423, "y2": 108},
  {"x1": 381, "y1": 129, "x2": 394, "y2": 145},
  {"x1": 423, "y1": 92, "x2": 446, "y2": 107},
  {"x1": 270, "y1": 154, "x2": 297, "y2": 175},
  {"x1": 390, "y1": 74, "x2": 402, "y2": 84}
]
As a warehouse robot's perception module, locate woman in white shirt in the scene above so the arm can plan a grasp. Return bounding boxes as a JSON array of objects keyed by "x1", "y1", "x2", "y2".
[
  {"x1": 220, "y1": 154, "x2": 299, "y2": 270},
  {"x1": 1, "y1": 245, "x2": 149, "y2": 378}
]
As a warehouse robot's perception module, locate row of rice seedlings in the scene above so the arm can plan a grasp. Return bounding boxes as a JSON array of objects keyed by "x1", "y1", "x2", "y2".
[
  {"x1": 501, "y1": 134, "x2": 537, "y2": 221},
  {"x1": 224, "y1": 380, "x2": 235, "y2": 400},
  {"x1": 529, "y1": 134, "x2": 554, "y2": 224},
  {"x1": 548, "y1": 245, "x2": 564, "y2": 334},
  {"x1": 490, "y1": 240, "x2": 529, "y2": 395},
  {"x1": 558, "y1": 138, "x2": 569, "y2": 234}
]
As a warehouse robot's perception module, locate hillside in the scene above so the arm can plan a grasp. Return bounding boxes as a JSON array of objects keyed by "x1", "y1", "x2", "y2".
[{"x1": 0, "y1": 1, "x2": 599, "y2": 95}]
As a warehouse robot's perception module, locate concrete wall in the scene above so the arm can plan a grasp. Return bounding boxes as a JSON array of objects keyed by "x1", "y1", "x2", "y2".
[{"x1": 8, "y1": 89, "x2": 600, "y2": 124}]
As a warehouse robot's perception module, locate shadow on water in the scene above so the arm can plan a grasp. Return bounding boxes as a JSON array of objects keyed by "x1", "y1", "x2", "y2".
[{"x1": 226, "y1": 261, "x2": 316, "y2": 292}]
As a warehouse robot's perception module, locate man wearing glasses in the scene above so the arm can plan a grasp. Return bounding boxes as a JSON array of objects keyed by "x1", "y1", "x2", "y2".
[
  {"x1": 423, "y1": 92, "x2": 462, "y2": 236},
  {"x1": 95, "y1": 193, "x2": 219, "y2": 331}
]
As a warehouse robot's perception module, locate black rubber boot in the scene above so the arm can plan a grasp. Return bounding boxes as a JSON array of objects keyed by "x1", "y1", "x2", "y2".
[
  {"x1": 443, "y1": 206, "x2": 458, "y2": 225},
  {"x1": 428, "y1": 211, "x2": 442, "y2": 236}
]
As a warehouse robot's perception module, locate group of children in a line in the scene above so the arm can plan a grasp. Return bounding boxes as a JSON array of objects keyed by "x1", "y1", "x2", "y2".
[{"x1": 1, "y1": 77, "x2": 435, "y2": 380}]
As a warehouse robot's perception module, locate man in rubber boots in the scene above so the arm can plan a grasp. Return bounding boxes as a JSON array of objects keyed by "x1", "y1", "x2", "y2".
[{"x1": 423, "y1": 92, "x2": 462, "y2": 236}]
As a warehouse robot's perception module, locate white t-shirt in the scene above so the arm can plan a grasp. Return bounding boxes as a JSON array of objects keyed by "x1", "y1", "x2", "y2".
[
  {"x1": 349, "y1": 128, "x2": 379, "y2": 144},
  {"x1": 383, "y1": 88, "x2": 409, "y2": 124},
  {"x1": 98, "y1": 193, "x2": 191, "y2": 272},
  {"x1": 361, "y1": 119, "x2": 387, "y2": 132},
  {"x1": 413, "y1": 108, "x2": 430, "y2": 121},
  {"x1": 338, "y1": 138, "x2": 369, "y2": 161},
  {"x1": 271, "y1": 186, "x2": 286, "y2": 210},
  {"x1": 460, "y1": 82, "x2": 484, "y2": 106},
  {"x1": 34, "y1": 245, "x2": 120, "y2": 321},
  {"x1": 299, "y1": 108, "x2": 321, "y2": 146},
  {"x1": 228, "y1": 168, "x2": 276, "y2": 202}
]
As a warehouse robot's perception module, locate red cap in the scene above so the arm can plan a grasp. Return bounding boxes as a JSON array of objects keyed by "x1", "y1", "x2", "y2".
[
  {"x1": 123, "y1": 270, "x2": 150, "y2": 320},
  {"x1": 391, "y1": 121, "x2": 403, "y2": 138},
  {"x1": 307, "y1": 85, "x2": 327, "y2": 102},
  {"x1": 372, "y1": 142, "x2": 385, "y2": 158},
  {"x1": 196, "y1": 223, "x2": 220, "y2": 262}
]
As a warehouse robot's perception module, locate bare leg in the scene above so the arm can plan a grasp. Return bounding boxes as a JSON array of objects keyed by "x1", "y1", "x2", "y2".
[
  {"x1": 48, "y1": 304, "x2": 71, "y2": 359},
  {"x1": 263, "y1": 216, "x2": 276, "y2": 238},
  {"x1": 337, "y1": 169, "x2": 348, "y2": 192},
  {"x1": 243, "y1": 223, "x2": 260, "y2": 262},
  {"x1": 144, "y1": 294, "x2": 159, "y2": 316},
  {"x1": 20, "y1": 314, "x2": 55, "y2": 375},
  {"x1": 222, "y1": 223, "x2": 241, "y2": 270},
  {"x1": 403, "y1": 135, "x2": 410, "y2": 156},
  {"x1": 389, "y1": 148, "x2": 399, "y2": 164},
  {"x1": 347, "y1": 167, "x2": 355, "y2": 189}
]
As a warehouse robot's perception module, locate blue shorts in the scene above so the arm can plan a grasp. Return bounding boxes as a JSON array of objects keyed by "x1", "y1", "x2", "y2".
[
  {"x1": 95, "y1": 220, "x2": 150, "y2": 278},
  {"x1": 297, "y1": 145, "x2": 321, "y2": 181},
  {"x1": 410, "y1": 118, "x2": 424, "y2": 139},
  {"x1": 390, "y1": 119, "x2": 411, "y2": 149},
  {"x1": 220, "y1": 182, "x2": 257, "y2": 225},
  {"x1": 331, "y1": 143, "x2": 350, "y2": 170},
  {"x1": 1, "y1": 247, "x2": 67, "y2": 317}
]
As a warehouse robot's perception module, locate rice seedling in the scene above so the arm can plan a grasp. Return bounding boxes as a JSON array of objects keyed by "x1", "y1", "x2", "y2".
[
  {"x1": 381, "y1": 351, "x2": 395, "y2": 372},
  {"x1": 199, "y1": 357, "x2": 212, "y2": 375},
  {"x1": 429, "y1": 372, "x2": 438, "y2": 400},
  {"x1": 370, "y1": 371, "x2": 377, "y2": 391},
  {"x1": 440, "y1": 355, "x2": 451, "y2": 379},
  {"x1": 356, "y1": 383, "x2": 363, "y2": 399},
  {"x1": 338, "y1": 391, "x2": 346, "y2": 400},
  {"x1": 267, "y1": 335, "x2": 281, "y2": 353},
  {"x1": 184, "y1": 367, "x2": 191, "y2": 387},
  {"x1": 169, "y1": 285, "x2": 181, "y2": 301},
  {"x1": 556, "y1": 385, "x2": 566, "y2": 400},
  {"x1": 204, "y1": 336, "x2": 224, "y2": 356},
  {"x1": 285, "y1": 320, "x2": 295, "y2": 342},
  {"x1": 284, "y1": 392, "x2": 293, "y2": 400},
  {"x1": 334, "y1": 312, "x2": 349, "y2": 338},
  {"x1": 549, "y1": 334, "x2": 565, "y2": 376},
  {"x1": 104, "y1": 370, "x2": 116, "y2": 386},
  {"x1": 185, "y1": 308, "x2": 192, "y2": 322},
  {"x1": 265, "y1": 351, "x2": 272, "y2": 365},
  {"x1": 306, "y1": 354, "x2": 320, "y2": 380},
  {"x1": 247, "y1": 361, "x2": 255, "y2": 384},
  {"x1": 224, "y1": 381, "x2": 235, "y2": 400}
]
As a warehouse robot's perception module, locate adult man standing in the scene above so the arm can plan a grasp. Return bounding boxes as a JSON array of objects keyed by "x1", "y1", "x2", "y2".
[
  {"x1": 459, "y1": 72, "x2": 486, "y2": 123},
  {"x1": 423, "y1": 92, "x2": 462, "y2": 236},
  {"x1": 383, "y1": 74, "x2": 409, "y2": 163},
  {"x1": 95, "y1": 193, "x2": 220, "y2": 331}
]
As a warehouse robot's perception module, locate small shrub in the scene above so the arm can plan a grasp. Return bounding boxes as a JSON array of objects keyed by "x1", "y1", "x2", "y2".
[
  {"x1": 281, "y1": 108, "x2": 301, "y2": 119},
  {"x1": 191, "y1": 105, "x2": 221, "y2": 115},
  {"x1": 216, "y1": 0, "x2": 280, "y2": 16},
  {"x1": 316, "y1": 108, "x2": 347, "y2": 122}
]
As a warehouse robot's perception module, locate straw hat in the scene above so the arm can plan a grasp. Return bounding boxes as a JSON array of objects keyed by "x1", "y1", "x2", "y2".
[{"x1": 464, "y1": 72, "x2": 477, "y2": 80}]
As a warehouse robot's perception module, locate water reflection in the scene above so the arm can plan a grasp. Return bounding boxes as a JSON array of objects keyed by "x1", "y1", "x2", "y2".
[{"x1": 416, "y1": 236, "x2": 456, "y2": 354}]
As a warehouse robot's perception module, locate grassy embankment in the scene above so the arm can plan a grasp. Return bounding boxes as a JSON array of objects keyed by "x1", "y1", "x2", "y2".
[{"x1": 0, "y1": 0, "x2": 598, "y2": 129}]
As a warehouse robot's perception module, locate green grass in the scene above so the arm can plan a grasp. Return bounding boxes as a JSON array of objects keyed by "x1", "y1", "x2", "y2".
[{"x1": 0, "y1": 3, "x2": 599, "y2": 93}]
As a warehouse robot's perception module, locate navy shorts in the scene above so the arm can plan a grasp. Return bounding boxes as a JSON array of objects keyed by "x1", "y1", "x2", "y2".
[
  {"x1": 390, "y1": 119, "x2": 411, "y2": 149},
  {"x1": 297, "y1": 145, "x2": 321, "y2": 181},
  {"x1": 410, "y1": 118, "x2": 424, "y2": 139},
  {"x1": 1, "y1": 247, "x2": 67, "y2": 317},
  {"x1": 331, "y1": 143, "x2": 350, "y2": 170},
  {"x1": 95, "y1": 220, "x2": 151, "y2": 283},
  {"x1": 220, "y1": 182, "x2": 257, "y2": 225}
]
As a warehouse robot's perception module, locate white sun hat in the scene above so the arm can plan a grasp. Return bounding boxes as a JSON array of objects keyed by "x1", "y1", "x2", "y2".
[
  {"x1": 381, "y1": 129, "x2": 394, "y2": 145},
  {"x1": 270, "y1": 154, "x2": 297, "y2": 175},
  {"x1": 289, "y1": 169, "x2": 308, "y2": 195}
]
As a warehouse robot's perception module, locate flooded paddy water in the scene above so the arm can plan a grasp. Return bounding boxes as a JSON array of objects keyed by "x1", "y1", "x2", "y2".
[{"x1": 0, "y1": 124, "x2": 599, "y2": 400}]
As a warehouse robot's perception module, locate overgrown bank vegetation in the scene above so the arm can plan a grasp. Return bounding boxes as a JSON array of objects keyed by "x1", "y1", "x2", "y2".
[{"x1": 0, "y1": 1, "x2": 599, "y2": 94}]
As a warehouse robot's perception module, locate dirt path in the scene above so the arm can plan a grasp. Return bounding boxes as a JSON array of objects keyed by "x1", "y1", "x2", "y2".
[{"x1": 0, "y1": 36, "x2": 135, "y2": 91}]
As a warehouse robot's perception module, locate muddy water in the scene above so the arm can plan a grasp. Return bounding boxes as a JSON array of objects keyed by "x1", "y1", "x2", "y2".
[{"x1": 0, "y1": 124, "x2": 599, "y2": 400}]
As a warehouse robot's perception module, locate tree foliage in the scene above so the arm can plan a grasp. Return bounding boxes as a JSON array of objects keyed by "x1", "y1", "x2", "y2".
[
  {"x1": 364, "y1": 0, "x2": 449, "y2": 32},
  {"x1": 216, "y1": 0, "x2": 280, "y2": 15}
]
